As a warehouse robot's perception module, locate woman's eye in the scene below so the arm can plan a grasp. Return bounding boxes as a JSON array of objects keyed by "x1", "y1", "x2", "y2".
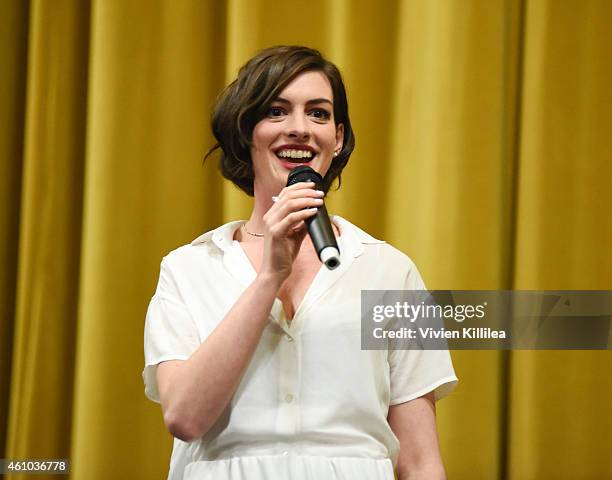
[
  {"x1": 310, "y1": 109, "x2": 331, "y2": 120},
  {"x1": 267, "y1": 107, "x2": 284, "y2": 117}
]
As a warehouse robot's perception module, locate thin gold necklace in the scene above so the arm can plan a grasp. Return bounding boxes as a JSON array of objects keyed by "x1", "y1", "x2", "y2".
[{"x1": 243, "y1": 223, "x2": 264, "y2": 237}]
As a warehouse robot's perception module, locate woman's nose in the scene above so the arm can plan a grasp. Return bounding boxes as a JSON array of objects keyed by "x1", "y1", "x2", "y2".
[{"x1": 285, "y1": 112, "x2": 310, "y2": 139}]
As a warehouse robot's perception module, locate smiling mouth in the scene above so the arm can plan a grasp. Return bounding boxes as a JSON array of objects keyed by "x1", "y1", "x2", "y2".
[{"x1": 275, "y1": 149, "x2": 316, "y2": 163}]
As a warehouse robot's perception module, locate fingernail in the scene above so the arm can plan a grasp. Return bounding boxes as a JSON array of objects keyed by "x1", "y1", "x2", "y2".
[{"x1": 314, "y1": 190, "x2": 325, "y2": 196}]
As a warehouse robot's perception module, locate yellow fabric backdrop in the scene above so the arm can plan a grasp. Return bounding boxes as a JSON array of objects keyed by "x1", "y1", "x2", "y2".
[{"x1": 1, "y1": 1, "x2": 610, "y2": 479}]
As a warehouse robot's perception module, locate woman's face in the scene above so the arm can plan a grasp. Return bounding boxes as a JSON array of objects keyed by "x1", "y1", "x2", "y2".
[{"x1": 250, "y1": 70, "x2": 344, "y2": 196}]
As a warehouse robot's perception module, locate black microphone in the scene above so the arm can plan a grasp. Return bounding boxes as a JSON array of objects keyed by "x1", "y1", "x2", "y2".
[{"x1": 286, "y1": 166, "x2": 340, "y2": 270}]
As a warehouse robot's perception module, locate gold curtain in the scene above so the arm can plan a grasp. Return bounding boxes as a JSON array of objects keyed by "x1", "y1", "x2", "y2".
[{"x1": 1, "y1": 1, "x2": 610, "y2": 479}]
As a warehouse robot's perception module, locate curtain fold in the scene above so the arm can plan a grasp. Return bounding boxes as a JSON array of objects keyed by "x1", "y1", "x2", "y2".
[
  {"x1": 0, "y1": 0, "x2": 29, "y2": 461},
  {"x1": 382, "y1": 1, "x2": 522, "y2": 477},
  {"x1": 4, "y1": 1, "x2": 90, "y2": 476},
  {"x1": 1, "y1": 1, "x2": 610, "y2": 479},
  {"x1": 68, "y1": 2, "x2": 226, "y2": 478},
  {"x1": 508, "y1": 0, "x2": 612, "y2": 478}
]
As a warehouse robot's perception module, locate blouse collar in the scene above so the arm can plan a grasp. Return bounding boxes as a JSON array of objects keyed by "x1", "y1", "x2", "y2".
[{"x1": 190, "y1": 216, "x2": 385, "y2": 259}]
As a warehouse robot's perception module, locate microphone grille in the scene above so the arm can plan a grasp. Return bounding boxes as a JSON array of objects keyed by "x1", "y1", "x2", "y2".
[{"x1": 286, "y1": 166, "x2": 323, "y2": 188}]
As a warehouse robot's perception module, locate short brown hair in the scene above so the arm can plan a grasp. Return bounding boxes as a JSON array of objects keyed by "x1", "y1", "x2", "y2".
[{"x1": 204, "y1": 45, "x2": 355, "y2": 196}]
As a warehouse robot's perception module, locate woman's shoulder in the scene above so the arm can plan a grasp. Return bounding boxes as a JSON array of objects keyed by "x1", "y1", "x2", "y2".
[
  {"x1": 162, "y1": 220, "x2": 244, "y2": 266},
  {"x1": 334, "y1": 216, "x2": 418, "y2": 269}
]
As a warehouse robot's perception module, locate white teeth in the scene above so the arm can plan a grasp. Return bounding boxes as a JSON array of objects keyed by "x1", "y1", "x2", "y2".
[{"x1": 277, "y1": 149, "x2": 313, "y2": 159}]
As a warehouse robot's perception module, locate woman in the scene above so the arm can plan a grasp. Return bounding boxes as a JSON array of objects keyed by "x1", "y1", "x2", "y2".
[{"x1": 143, "y1": 45, "x2": 457, "y2": 480}]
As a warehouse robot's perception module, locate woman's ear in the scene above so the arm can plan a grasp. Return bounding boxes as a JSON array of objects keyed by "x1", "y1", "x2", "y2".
[{"x1": 335, "y1": 123, "x2": 344, "y2": 153}]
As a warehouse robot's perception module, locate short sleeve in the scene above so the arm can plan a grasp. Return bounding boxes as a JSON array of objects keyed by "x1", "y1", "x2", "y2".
[
  {"x1": 387, "y1": 259, "x2": 458, "y2": 405},
  {"x1": 143, "y1": 259, "x2": 201, "y2": 403}
]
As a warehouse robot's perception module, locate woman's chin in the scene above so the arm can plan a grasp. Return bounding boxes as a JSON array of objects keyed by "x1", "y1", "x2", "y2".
[{"x1": 277, "y1": 158, "x2": 314, "y2": 171}]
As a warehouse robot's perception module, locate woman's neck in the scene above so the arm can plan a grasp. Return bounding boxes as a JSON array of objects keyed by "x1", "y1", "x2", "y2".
[{"x1": 244, "y1": 200, "x2": 271, "y2": 234}]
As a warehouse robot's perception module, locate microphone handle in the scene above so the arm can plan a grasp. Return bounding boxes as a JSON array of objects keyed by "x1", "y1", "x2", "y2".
[{"x1": 305, "y1": 204, "x2": 340, "y2": 269}]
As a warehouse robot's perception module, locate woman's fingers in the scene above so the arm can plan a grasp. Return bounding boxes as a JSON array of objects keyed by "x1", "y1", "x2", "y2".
[
  {"x1": 263, "y1": 182, "x2": 324, "y2": 236},
  {"x1": 266, "y1": 206, "x2": 318, "y2": 238},
  {"x1": 276, "y1": 208, "x2": 319, "y2": 235},
  {"x1": 265, "y1": 201, "x2": 321, "y2": 236},
  {"x1": 291, "y1": 219, "x2": 309, "y2": 233},
  {"x1": 277, "y1": 197, "x2": 323, "y2": 217},
  {"x1": 276, "y1": 182, "x2": 324, "y2": 202}
]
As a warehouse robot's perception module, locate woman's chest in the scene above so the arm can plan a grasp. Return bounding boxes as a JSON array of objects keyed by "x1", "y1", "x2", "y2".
[
  {"x1": 277, "y1": 259, "x2": 322, "y2": 321},
  {"x1": 239, "y1": 242, "x2": 322, "y2": 321}
]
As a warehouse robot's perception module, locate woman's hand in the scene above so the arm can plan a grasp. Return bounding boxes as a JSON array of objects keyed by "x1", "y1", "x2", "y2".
[{"x1": 259, "y1": 181, "x2": 324, "y2": 283}]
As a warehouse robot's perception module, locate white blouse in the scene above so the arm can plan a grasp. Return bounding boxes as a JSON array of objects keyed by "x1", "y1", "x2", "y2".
[{"x1": 143, "y1": 216, "x2": 458, "y2": 480}]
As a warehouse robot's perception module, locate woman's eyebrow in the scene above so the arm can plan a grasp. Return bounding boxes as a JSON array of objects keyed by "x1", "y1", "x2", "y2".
[{"x1": 274, "y1": 97, "x2": 333, "y2": 106}]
